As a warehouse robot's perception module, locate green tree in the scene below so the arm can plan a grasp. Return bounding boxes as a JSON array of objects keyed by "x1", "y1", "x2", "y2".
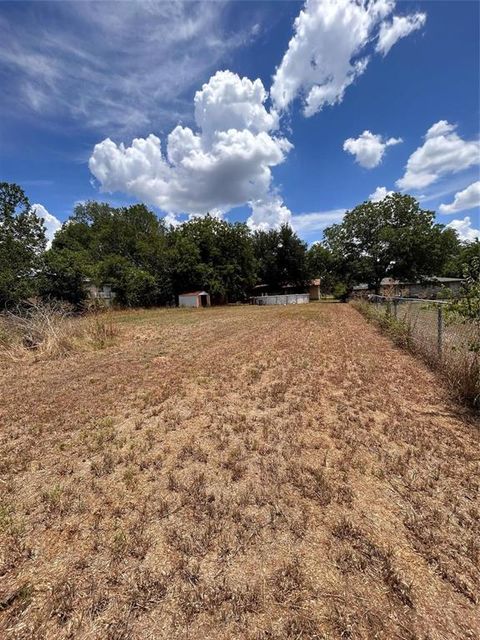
[
  {"x1": 0, "y1": 182, "x2": 46, "y2": 306},
  {"x1": 43, "y1": 201, "x2": 173, "y2": 306},
  {"x1": 307, "y1": 242, "x2": 338, "y2": 294},
  {"x1": 96, "y1": 255, "x2": 159, "y2": 307},
  {"x1": 442, "y1": 239, "x2": 479, "y2": 278},
  {"x1": 40, "y1": 249, "x2": 88, "y2": 305},
  {"x1": 254, "y1": 224, "x2": 308, "y2": 292},
  {"x1": 168, "y1": 215, "x2": 257, "y2": 302},
  {"x1": 323, "y1": 193, "x2": 460, "y2": 294}
]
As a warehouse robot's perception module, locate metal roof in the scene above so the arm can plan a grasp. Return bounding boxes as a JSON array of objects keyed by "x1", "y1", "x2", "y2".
[
  {"x1": 353, "y1": 276, "x2": 464, "y2": 290},
  {"x1": 179, "y1": 291, "x2": 209, "y2": 296}
]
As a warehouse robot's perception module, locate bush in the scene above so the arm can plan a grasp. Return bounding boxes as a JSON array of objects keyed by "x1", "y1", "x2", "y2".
[
  {"x1": 332, "y1": 282, "x2": 348, "y2": 301},
  {"x1": 352, "y1": 300, "x2": 411, "y2": 348}
]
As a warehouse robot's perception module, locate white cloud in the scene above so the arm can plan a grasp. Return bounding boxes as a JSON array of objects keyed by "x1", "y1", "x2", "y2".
[
  {"x1": 446, "y1": 216, "x2": 480, "y2": 242},
  {"x1": 369, "y1": 186, "x2": 394, "y2": 202},
  {"x1": 90, "y1": 71, "x2": 292, "y2": 222},
  {"x1": 247, "y1": 197, "x2": 292, "y2": 231},
  {"x1": 397, "y1": 121, "x2": 480, "y2": 191},
  {"x1": 343, "y1": 130, "x2": 402, "y2": 168},
  {"x1": 32, "y1": 203, "x2": 62, "y2": 248},
  {"x1": 376, "y1": 12, "x2": 426, "y2": 56},
  {"x1": 270, "y1": 0, "x2": 426, "y2": 117},
  {"x1": 439, "y1": 181, "x2": 480, "y2": 214},
  {"x1": 194, "y1": 71, "x2": 278, "y2": 139},
  {"x1": 0, "y1": 2, "x2": 259, "y2": 134},
  {"x1": 290, "y1": 209, "x2": 346, "y2": 233}
]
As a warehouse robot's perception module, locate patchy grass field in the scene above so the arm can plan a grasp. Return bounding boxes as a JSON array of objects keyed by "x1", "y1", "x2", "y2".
[{"x1": 0, "y1": 303, "x2": 478, "y2": 639}]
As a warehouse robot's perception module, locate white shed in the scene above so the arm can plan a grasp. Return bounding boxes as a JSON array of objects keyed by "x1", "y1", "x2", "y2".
[{"x1": 178, "y1": 291, "x2": 211, "y2": 308}]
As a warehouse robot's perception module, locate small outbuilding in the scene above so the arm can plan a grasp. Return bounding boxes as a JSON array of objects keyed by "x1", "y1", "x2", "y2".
[
  {"x1": 178, "y1": 291, "x2": 211, "y2": 308},
  {"x1": 309, "y1": 278, "x2": 321, "y2": 300}
]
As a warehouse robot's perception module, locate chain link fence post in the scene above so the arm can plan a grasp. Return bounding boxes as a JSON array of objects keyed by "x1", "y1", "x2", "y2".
[{"x1": 437, "y1": 305, "x2": 443, "y2": 359}]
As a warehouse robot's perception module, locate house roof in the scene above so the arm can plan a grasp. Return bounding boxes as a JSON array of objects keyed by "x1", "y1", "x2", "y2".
[{"x1": 352, "y1": 276, "x2": 464, "y2": 290}]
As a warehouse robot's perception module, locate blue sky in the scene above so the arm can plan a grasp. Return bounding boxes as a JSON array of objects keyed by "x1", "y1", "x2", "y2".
[{"x1": 1, "y1": 0, "x2": 479, "y2": 245}]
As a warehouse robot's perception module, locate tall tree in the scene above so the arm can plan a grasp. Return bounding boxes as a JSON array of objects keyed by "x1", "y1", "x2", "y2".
[
  {"x1": 43, "y1": 201, "x2": 172, "y2": 306},
  {"x1": 254, "y1": 224, "x2": 308, "y2": 292},
  {"x1": 168, "y1": 215, "x2": 257, "y2": 302},
  {"x1": 0, "y1": 182, "x2": 46, "y2": 306},
  {"x1": 307, "y1": 242, "x2": 337, "y2": 293},
  {"x1": 323, "y1": 193, "x2": 461, "y2": 294},
  {"x1": 442, "y1": 238, "x2": 479, "y2": 278}
]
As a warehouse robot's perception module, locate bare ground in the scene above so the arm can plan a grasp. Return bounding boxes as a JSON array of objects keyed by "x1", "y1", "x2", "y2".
[{"x1": 0, "y1": 303, "x2": 478, "y2": 639}]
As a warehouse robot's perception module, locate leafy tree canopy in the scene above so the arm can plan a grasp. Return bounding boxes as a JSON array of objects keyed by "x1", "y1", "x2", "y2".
[
  {"x1": 323, "y1": 193, "x2": 461, "y2": 293},
  {"x1": 2, "y1": 183, "x2": 476, "y2": 308},
  {"x1": 253, "y1": 224, "x2": 308, "y2": 292},
  {"x1": 0, "y1": 182, "x2": 46, "y2": 307},
  {"x1": 168, "y1": 215, "x2": 258, "y2": 303}
]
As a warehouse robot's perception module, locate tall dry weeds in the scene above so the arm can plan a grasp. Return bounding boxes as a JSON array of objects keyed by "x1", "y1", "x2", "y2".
[{"x1": 0, "y1": 301, "x2": 119, "y2": 362}]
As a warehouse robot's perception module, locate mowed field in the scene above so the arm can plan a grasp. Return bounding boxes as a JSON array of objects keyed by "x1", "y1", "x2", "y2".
[{"x1": 0, "y1": 303, "x2": 478, "y2": 640}]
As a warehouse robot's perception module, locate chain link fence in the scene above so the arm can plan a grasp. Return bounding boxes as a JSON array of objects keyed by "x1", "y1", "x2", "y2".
[
  {"x1": 354, "y1": 295, "x2": 479, "y2": 406},
  {"x1": 367, "y1": 295, "x2": 477, "y2": 362}
]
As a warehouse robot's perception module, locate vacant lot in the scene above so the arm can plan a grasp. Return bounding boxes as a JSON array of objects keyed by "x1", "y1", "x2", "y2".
[{"x1": 0, "y1": 303, "x2": 478, "y2": 639}]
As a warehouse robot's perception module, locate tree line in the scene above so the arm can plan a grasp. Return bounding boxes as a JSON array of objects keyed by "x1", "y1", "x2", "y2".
[{"x1": 0, "y1": 182, "x2": 477, "y2": 308}]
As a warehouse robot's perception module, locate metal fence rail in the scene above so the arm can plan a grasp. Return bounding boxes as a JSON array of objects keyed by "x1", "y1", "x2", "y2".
[{"x1": 367, "y1": 295, "x2": 476, "y2": 362}]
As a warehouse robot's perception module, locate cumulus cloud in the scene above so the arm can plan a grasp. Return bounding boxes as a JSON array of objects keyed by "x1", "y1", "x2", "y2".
[
  {"x1": 87, "y1": 1, "x2": 428, "y2": 231},
  {"x1": 445, "y1": 216, "x2": 480, "y2": 242},
  {"x1": 439, "y1": 181, "x2": 480, "y2": 214},
  {"x1": 32, "y1": 203, "x2": 62, "y2": 247},
  {"x1": 194, "y1": 71, "x2": 279, "y2": 139},
  {"x1": 343, "y1": 130, "x2": 402, "y2": 168},
  {"x1": 270, "y1": 0, "x2": 426, "y2": 117},
  {"x1": 376, "y1": 12, "x2": 426, "y2": 56},
  {"x1": 247, "y1": 197, "x2": 292, "y2": 231},
  {"x1": 90, "y1": 71, "x2": 292, "y2": 224},
  {"x1": 369, "y1": 186, "x2": 394, "y2": 202},
  {"x1": 396, "y1": 121, "x2": 480, "y2": 191}
]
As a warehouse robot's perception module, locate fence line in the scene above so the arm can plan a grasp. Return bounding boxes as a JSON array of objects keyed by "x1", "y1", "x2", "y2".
[{"x1": 366, "y1": 295, "x2": 475, "y2": 363}]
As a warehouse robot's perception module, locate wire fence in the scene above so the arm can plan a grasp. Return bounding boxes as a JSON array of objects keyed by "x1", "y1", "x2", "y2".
[{"x1": 367, "y1": 295, "x2": 477, "y2": 362}]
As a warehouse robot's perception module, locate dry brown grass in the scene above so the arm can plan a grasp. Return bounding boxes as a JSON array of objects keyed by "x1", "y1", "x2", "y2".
[
  {"x1": 0, "y1": 302, "x2": 119, "y2": 362},
  {"x1": 352, "y1": 299, "x2": 480, "y2": 407},
  {"x1": 0, "y1": 303, "x2": 479, "y2": 639}
]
